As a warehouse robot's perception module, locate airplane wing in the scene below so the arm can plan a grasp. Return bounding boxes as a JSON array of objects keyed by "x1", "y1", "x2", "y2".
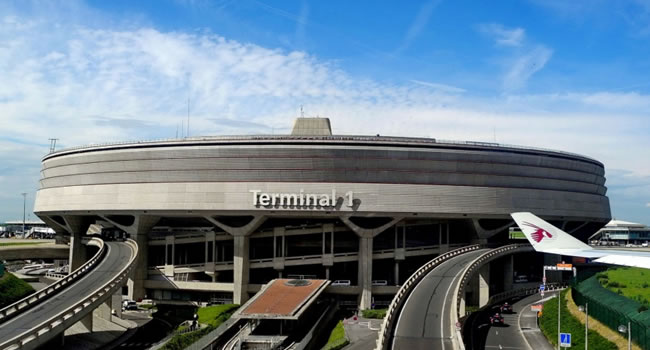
[{"x1": 511, "y1": 212, "x2": 650, "y2": 269}]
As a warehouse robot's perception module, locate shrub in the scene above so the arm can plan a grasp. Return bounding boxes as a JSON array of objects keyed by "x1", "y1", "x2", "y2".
[
  {"x1": 361, "y1": 308, "x2": 387, "y2": 319},
  {"x1": 0, "y1": 273, "x2": 35, "y2": 308},
  {"x1": 638, "y1": 305, "x2": 648, "y2": 313}
]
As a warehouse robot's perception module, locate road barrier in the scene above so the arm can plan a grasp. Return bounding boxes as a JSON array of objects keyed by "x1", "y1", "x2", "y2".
[
  {"x1": 0, "y1": 239, "x2": 138, "y2": 350},
  {"x1": 0, "y1": 238, "x2": 105, "y2": 324},
  {"x1": 375, "y1": 244, "x2": 481, "y2": 350}
]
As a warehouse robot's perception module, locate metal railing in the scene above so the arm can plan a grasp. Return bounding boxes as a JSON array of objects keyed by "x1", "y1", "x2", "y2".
[
  {"x1": 375, "y1": 244, "x2": 481, "y2": 350},
  {"x1": 44, "y1": 134, "x2": 600, "y2": 165},
  {"x1": 0, "y1": 238, "x2": 106, "y2": 324},
  {"x1": 0, "y1": 239, "x2": 138, "y2": 350}
]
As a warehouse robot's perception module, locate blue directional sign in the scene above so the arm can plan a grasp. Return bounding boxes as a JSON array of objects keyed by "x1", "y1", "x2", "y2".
[
  {"x1": 539, "y1": 284, "x2": 545, "y2": 291},
  {"x1": 560, "y1": 333, "x2": 571, "y2": 347}
]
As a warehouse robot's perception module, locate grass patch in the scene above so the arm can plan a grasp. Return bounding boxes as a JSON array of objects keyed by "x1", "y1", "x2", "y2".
[
  {"x1": 361, "y1": 308, "x2": 387, "y2": 319},
  {"x1": 509, "y1": 230, "x2": 527, "y2": 239},
  {"x1": 140, "y1": 303, "x2": 156, "y2": 310},
  {"x1": 0, "y1": 272, "x2": 35, "y2": 308},
  {"x1": 323, "y1": 320, "x2": 349, "y2": 350},
  {"x1": 161, "y1": 304, "x2": 238, "y2": 350},
  {"x1": 0, "y1": 242, "x2": 48, "y2": 247},
  {"x1": 539, "y1": 289, "x2": 616, "y2": 350},
  {"x1": 598, "y1": 268, "x2": 650, "y2": 309}
]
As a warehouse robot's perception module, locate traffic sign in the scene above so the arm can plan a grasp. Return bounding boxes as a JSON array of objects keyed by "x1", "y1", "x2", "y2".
[
  {"x1": 539, "y1": 284, "x2": 546, "y2": 291},
  {"x1": 560, "y1": 333, "x2": 571, "y2": 347}
]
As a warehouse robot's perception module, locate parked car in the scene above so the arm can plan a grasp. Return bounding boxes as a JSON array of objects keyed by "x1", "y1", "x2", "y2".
[{"x1": 331, "y1": 280, "x2": 351, "y2": 286}]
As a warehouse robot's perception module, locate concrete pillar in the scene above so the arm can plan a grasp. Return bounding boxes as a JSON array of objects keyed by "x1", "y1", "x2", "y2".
[
  {"x1": 233, "y1": 234, "x2": 250, "y2": 304},
  {"x1": 78, "y1": 313, "x2": 93, "y2": 332},
  {"x1": 128, "y1": 232, "x2": 149, "y2": 300},
  {"x1": 164, "y1": 235, "x2": 175, "y2": 277},
  {"x1": 96, "y1": 299, "x2": 112, "y2": 321},
  {"x1": 68, "y1": 232, "x2": 87, "y2": 272},
  {"x1": 394, "y1": 261, "x2": 400, "y2": 285},
  {"x1": 478, "y1": 264, "x2": 490, "y2": 308},
  {"x1": 112, "y1": 292, "x2": 122, "y2": 318},
  {"x1": 325, "y1": 267, "x2": 330, "y2": 280},
  {"x1": 358, "y1": 236, "x2": 373, "y2": 310},
  {"x1": 459, "y1": 293, "x2": 466, "y2": 317},
  {"x1": 504, "y1": 255, "x2": 514, "y2": 292},
  {"x1": 64, "y1": 216, "x2": 92, "y2": 273}
]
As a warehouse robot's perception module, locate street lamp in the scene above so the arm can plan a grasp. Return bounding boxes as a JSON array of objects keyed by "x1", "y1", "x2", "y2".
[
  {"x1": 579, "y1": 304, "x2": 588, "y2": 350},
  {"x1": 618, "y1": 322, "x2": 631, "y2": 350},
  {"x1": 21, "y1": 192, "x2": 27, "y2": 237}
]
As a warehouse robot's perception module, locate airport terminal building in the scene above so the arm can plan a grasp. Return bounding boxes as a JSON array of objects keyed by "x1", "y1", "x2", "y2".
[{"x1": 33, "y1": 118, "x2": 611, "y2": 308}]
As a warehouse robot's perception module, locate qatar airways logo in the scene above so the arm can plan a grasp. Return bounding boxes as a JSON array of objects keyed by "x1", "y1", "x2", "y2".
[{"x1": 522, "y1": 222, "x2": 553, "y2": 243}]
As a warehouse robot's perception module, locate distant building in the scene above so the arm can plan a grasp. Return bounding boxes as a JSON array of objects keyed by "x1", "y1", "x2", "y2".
[
  {"x1": 1, "y1": 220, "x2": 55, "y2": 238},
  {"x1": 591, "y1": 219, "x2": 650, "y2": 245}
]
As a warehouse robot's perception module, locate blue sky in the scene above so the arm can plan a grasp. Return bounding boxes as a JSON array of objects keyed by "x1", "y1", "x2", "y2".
[{"x1": 0, "y1": 0, "x2": 649, "y2": 225}]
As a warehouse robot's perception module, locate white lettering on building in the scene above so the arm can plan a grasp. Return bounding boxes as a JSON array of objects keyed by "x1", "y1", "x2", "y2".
[{"x1": 250, "y1": 189, "x2": 354, "y2": 209}]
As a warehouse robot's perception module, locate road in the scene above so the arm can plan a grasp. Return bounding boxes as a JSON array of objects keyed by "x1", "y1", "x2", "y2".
[
  {"x1": 392, "y1": 249, "x2": 487, "y2": 349},
  {"x1": 471, "y1": 293, "x2": 554, "y2": 350},
  {"x1": 0, "y1": 241, "x2": 133, "y2": 346}
]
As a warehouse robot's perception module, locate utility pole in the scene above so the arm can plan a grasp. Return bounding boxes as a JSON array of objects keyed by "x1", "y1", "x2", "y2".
[
  {"x1": 21, "y1": 192, "x2": 27, "y2": 235},
  {"x1": 558, "y1": 290, "x2": 561, "y2": 350}
]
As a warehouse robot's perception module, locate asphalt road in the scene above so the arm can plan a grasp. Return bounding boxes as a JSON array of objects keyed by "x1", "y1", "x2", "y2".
[
  {"x1": 476, "y1": 293, "x2": 555, "y2": 350},
  {"x1": 0, "y1": 241, "x2": 133, "y2": 346},
  {"x1": 392, "y1": 249, "x2": 487, "y2": 349}
]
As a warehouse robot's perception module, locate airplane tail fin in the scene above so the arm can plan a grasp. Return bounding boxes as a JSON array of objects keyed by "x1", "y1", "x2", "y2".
[{"x1": 510, "y1": 212, "x2": 591, "y2": 252}]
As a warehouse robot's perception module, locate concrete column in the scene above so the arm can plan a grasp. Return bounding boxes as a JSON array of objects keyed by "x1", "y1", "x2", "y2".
[
  {"x1": 233, "y1": 234, "x2": 250, "y2": 304},
  {"x1": 78, "y1": 313, "x2": 93, "y2": 332},
  {"x1": 394, "y1": 261, "x2": 400, "y2": 285},
  {"x1": 96, "y1": 299, "x2": 112, "y2": 321},
  {"x1": 64, "y1": 216, "x2": 92, "y2": 273},
  {"x1": 164, "y1": 236, "x2": 175, "y2": 277},
  {"x1": 478, "y1": 264, "x2": 490, "y2": 308},
  {"x1": 459, "y1": 293, "x2": 466, "y2": 317},
  {"x1": 504, "y1": 255, "x2": 514, "y2": 292},
  {"x1": 325, "y1": 267, "x2": 330, "y2": 280},
  {"x1": 358, "y1": 236, "x2": 373, "y2": 310},
  {"x1": 68, "y1": 232, "x2": 87, "y2": 272},
  {"x1": 128, "y1": 232, "x2": 149, "y2": 300}
]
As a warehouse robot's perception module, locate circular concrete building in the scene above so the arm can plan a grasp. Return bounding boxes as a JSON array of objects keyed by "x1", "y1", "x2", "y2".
[{"x1": 34, "y1": 118, "x2": 611, "y2": 307}]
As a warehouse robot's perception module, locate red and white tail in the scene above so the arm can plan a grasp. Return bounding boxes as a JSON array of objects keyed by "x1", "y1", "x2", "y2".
[{"x1": 511, "y1": 212, "x2": 591, "y2": 252}]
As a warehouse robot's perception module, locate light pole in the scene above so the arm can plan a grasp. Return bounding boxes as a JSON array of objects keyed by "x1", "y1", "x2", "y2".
[
  {"x1": 579, "y1": 303, "x2": 588, "y2": 350},
  {"x1": 21, "y1": 192, "x2": 27, "y2": 236},
  {"x1": 618, "y1": 322, "x2": 631, "y2": 350},
  {"x1": 558, "y1": 291, "x2": 561, "y2": 350}
]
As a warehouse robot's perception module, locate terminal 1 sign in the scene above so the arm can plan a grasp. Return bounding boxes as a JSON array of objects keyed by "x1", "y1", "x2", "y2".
[{"x1": 250, "y1": 189, "x2": 355, "y2": 209}]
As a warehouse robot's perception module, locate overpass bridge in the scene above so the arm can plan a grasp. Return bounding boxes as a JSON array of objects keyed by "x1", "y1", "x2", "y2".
[
  {"x1": 0, "y1": 238, "x2": 138, "y2": 350},
  {"x1": 376, "y1": 243, "x2": 536, "y2": 350}
]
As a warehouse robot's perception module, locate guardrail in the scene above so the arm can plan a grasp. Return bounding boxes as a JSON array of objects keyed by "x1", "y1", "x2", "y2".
[
  {"x1": 44, "y1": 272, "x2": 67, "y2": 280},
  {"x1": 482, "y1": 282, "x2": 568, "y2": 312},
  {"x1": 0, "y1": 238, "x2": 106, "y2": 324},
  {"x1": 454, "y1": 244, "x2": 533, "y2": 319},
  {"x1": 375, "y1": 244, "x2": 481, "y2": 350},
  {"x1": 0, "y1": 239, "x2": 139, "y2": 350}
]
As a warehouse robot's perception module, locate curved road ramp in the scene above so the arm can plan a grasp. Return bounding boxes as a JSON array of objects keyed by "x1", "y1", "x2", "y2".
[
  {"x1": 0, "y1": 239, "x2": 138, "y2": 350},
  {"x1": 375, "y1": 245, "x2": 484, "y2": 350}
]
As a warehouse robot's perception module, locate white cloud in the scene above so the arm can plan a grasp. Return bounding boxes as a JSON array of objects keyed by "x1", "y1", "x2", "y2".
[
  {"x1": 409, "y1": 80, "x2": 466, "y2": 93},
  {"x1": 478, "y1": 23, "x2": 526, "y2": 47},
  {"x1": 396, "y1": 0, "x2": 439, "y2": 53},
  {"x1": 0, "y1": 15, "x2": 649, "y2": 223},
  {"x1": 503, "y1": 45, "x2": 553, "y2": 91}
]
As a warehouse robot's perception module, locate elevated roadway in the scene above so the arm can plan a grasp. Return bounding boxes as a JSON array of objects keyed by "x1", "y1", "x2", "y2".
[
  {"x1": 0, "y1": 240, "x2": 137, "y2": 350},
  {"x1": 391, "y1": 249, "x2": 487, "y2": 349}
]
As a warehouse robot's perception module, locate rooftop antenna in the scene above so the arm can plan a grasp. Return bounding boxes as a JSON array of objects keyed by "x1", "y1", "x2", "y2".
[
  {"x1": 176, "y1": 124, "x2": 179, "y2": 138},
  {"x1": 300, "y1": 105, "x2": 304, "y2": 118},
  {"x1": 48, "y1": 138, "x2": 58, "y2": 153},
  {"x1": 181, "y1": 120, "x2": 185, "y2": 139}
]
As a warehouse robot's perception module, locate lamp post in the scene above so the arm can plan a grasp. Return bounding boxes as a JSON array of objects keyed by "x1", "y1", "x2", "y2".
[
  {"x1": 558, "y1": 291, "x2": 561, "y2": 350},
  {"x1": 579, "y1": 303, "x2": 588, "y2": 350},
  {"x1": 21, "y1": 192, "x2": 27, "y2": 237},
  {"x1": 618, "y1": 322, "x2": 631, "y2": 350}
]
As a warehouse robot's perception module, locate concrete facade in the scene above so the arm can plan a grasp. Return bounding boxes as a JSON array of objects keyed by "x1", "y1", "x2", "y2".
[{"x1": 33, "y1": 119, "x2": 611, "y2": 309}]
